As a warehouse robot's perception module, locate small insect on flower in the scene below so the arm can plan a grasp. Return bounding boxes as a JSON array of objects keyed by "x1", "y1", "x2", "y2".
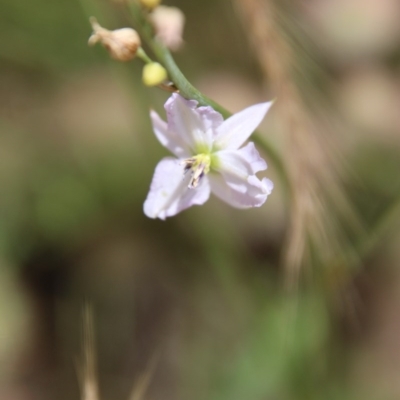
[{"x1": 144, "y1": 94, "x2": 274, "y2": 219}]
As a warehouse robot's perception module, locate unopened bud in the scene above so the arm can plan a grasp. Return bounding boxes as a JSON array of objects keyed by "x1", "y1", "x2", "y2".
[
  {"x1": 150, "y1": 6, "x2": 185, "y2": 51},
  {"x1": 139, "y1": 0, "x2": 161, "y2": 10},
  {"x1": 88, "y1": 17, "x2": 141, "y2": 62},
  {"x1": 142, "y1": 62, "x2": 168, "y2": 86}
]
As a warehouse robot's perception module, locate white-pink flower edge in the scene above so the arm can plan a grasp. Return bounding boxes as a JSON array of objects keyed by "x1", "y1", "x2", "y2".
[{"x1": 144, "y1": 94, "x2": 274, "y2": 219}]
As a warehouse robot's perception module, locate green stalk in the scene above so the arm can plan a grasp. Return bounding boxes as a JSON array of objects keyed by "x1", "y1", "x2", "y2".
[{"x1": 136, "y1": 47, "x2": 153, "y2": 64}]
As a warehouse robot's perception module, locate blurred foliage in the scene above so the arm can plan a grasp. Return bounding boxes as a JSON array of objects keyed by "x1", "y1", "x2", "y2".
[{"x1": 0, "y1": 0, "x2": 400, "y2": 400}]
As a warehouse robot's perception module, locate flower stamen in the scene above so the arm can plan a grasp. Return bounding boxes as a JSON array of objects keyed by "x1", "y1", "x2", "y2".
[{"x1": 181, "y1": 154, "x2": 211, "y2": 189}]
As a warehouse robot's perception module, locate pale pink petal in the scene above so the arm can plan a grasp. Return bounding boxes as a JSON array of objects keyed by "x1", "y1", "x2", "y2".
[
  {"x1": 164, "y1": 94, "x2": 219, "y2": 152},
  {"x1": 209, "y1": 173, "x2": 273, "y2": 209},
  {"x1": 150, "y1": 110, "x2": 190, "y2": 158},
  {"x1": 197, "y1": 106, "x2": 224, "y2": 132},
  {"x1": 214, "y1": 101, "x2": 274, "y2": 150},
  {"x1": 144, "y1": 157, "x2": 210, "y2": 219},
  {"x1": 213, "y1": 142, "x2": 267, "y2": 178},
  {"x1": 196, "y1": 105, "x2": 224, "y2": 147}
]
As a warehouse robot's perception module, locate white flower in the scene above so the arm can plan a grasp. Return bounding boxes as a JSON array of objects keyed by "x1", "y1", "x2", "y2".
[{"x1": 144, "y1": 94, "x2": 274, "y2": 219}]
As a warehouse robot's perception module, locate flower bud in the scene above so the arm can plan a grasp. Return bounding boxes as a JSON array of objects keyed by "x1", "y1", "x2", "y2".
[
  {"x1": 139, "y1": 0, "x2": 161, "y2": 10},
  {"x1": 149, "y1": 6, "x2": 185, "y2": 51},
  {"x1": 88, "y1": 17, "x2": 141, "y2": 62},
  {"x1": 142, "y1": 62, "x2": 168, "y2": 86}
]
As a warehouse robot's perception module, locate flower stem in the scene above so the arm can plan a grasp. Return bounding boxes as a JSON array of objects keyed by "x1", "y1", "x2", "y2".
[{"x1": 136, "y1": 47, "x2": 153, "y2": 64}]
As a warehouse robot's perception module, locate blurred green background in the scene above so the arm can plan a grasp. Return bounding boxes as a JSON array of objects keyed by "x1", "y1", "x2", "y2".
[{"x1": 1, "y1": 0, "x2": 400, "y2": 399}]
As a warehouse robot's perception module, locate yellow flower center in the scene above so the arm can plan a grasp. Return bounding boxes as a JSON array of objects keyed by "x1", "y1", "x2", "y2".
[{"x1": 182, "y1": 154, "x2": 211, "y2": 189}]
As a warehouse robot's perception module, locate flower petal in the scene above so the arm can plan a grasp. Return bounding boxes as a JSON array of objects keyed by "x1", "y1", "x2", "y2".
[
  {"x1": 150, "y1": 109, "x2": 190, "y2": 158},
  {"x1": 144, "y1": 157, "x2": 210, "y2": 219},
  {"x1": 209, "y1": 173, "x2": 273, "y2": 209},
  {"x1": 197, "y1": 105, "x2": 224, "y2": 132},
  {"x1": 213, "y1": 142, "x2": 267, "y2": 178},
  {"x1": 165, "y1": 94, "x2": 220, "y2": 152},
  {"x1": 214, "y1": 101, "x2": 274, "y2": 150}
]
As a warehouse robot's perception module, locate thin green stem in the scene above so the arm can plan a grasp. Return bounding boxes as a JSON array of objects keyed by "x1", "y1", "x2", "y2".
[{"x1": 137, "y1": 47, "x2": 153, "y2": 64}]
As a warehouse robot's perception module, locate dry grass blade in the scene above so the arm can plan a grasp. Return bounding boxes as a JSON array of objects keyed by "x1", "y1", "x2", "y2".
[
  {"x1": 77, "y1": 304, "x2": 100, "y2": 400},
  {"x1": 233, "y1": 0, "x2": 363, "y2": 290},
  {"x1": 128, "y1": 353, "x2": 158, "y2": 400}
]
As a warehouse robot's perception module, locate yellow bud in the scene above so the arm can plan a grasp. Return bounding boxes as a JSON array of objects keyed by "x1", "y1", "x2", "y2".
[
  {"x1": 88, "y1": 17, "x2": 141, "y2": 62},
  {"x1": 142, "y1": 63, "x2": 168, "y2": 86},
  {"x1": 138, "y1": 0, "x2": 161, "y2": 10}
]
